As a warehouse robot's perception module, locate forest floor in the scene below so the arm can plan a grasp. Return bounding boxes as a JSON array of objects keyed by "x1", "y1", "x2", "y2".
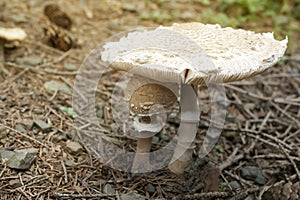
[{"x1": 0, "y1": 0, "x2": 299, "y2": 199}]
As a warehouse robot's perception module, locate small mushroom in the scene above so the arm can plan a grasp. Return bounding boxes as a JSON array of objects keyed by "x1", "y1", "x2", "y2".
[
  {"x1": 128, "y1": 79, "x2": 178, "y2": 170},
  {"x1": 0, "y1": 27, "x2": 27, "y2": 74},
  {"x1": 101, "y1": 22, "x2": 288, "y2": 175}
]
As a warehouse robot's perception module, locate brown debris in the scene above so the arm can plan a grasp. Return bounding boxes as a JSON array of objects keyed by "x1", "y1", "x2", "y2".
[
  {"x1": 44, "y1": 3, "x2": 72, "y2": 30},
  {"x1": 43, "y1": 23, "x2": 73, "y2": 52}
]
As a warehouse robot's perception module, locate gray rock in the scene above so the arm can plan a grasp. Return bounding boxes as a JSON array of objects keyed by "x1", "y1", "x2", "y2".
[
  {"x1": 121, "y1": 3, "x2": 137, "y2": 12},
  {"x1": 7, "y1": 148, "x2": 38, "y2": 170},
  {"x1": 0, "y1": 95, "x2": 6, "y2": 101},
  {"x1": 8, "y1": 179, "x2": 22, "y2": 188},
  {"x1": 240, "y1": 166, "x2": 266, "y2": 185},
  {"x1": 152, "y1": 136, "x2": 159, "y2": 144},
  {"x1": 52, "y1": 132, "x2": 68, "y2": 142},
  {"x1": 121, "y1": 192, "x2": 145, "y2": 200},
  {"x1": 107, "y1": 19, "x2": 120, "y2": 30},
  {"x1": 0, "y1": 149, "x2": 15, "y2": 160},
  {"x1": 15, "y1": 124, "x2": 27, "y2": 133},
  {"x1": 229, "y1": 181, "x2": 241, "y2": 190},
  {"x1": 10, "y1": 14, "x2": 28, "y2": 23},
  {"x1": 44, "y1": 81, "x2": 71, "y2": 93},
  {"x1": 63, "y1": 159, "x2": 76, "y2": 167},
  {"x1": 103, "y1": 184, "x2": 116, "y2": 195},
  {"x1": 33, "y1": 120, "x2": 52, "y2": 133},
  {"x1": 64, "y1": 63, "x2": 78, "y2": 71},
  {"x1": 66, "y1": 140, "x2": 83, "y2": 154},
  {"x1": 16, "y1": 56, "x2": 43, "y2": 66},
  {"x1": 145, "y1": 183, "x2": 155, "y2": 194}
]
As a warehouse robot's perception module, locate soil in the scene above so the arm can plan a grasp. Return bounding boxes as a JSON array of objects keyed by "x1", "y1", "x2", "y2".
[{"x1": 0, "y1": 0, "x2": 300, "y2": 199}]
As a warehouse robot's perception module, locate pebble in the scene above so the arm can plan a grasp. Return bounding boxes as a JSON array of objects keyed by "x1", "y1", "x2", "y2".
[
  {"x1": 0, "y1": 95, "x2": 6, "y2": 101},
  {"x1": 103, "y1": 184, "x2": 116, "y2": 195},
  {"x1": 107, "y1": 19, "x2": 120, "y2": 30},
  {"x1": 64, "y1": 159, "x2": 76, "y2": 167},
  {"x1": 10, "y1": 14, "x2": 28, "y2": 23},
  {"x1": 66, "y1": 140, "x2": 83, "y2": 154},
  {"x1": 33, "y1": 120, "x2": 52, "y2": 133},
  {"x1": 15, "y1": 124, "x2": 27, "y2": 133},
  {"x1": 121, "y1": 3, "x2": 137, "y2": 12},
  {"x1": 145, "y1": 183, "x2": 155, "y2": 194},
  {"x1": 7, "y1": 148, "x2": 38, "y2": 170},
  {"x1": 121, "y1": 192, "x2": 145, "y2": 200},
  {"x1": 16, "y1": 56, "x2": 43, "y2": 66},
  {"x1": 44, "y1": 80, "x2": 71, "y2": 93},
  {"x1": 229, "y1": 180, "x2": 241, "y2": 190},
  {"x1": 52, "y1": 132, "x2": 68, "y2": 142},
  {"x1": 240, "y1": 166, "x2": 266, "y2": 185},
  {"x1": 0, "y1": 149, "x2": 15, "y2": 160},
  {"x1": 8, "y1": 179, "x2": 22, "y2": 188},
  {"x1": 63, "y1": 63, "x2": 78, "y2": 71}
]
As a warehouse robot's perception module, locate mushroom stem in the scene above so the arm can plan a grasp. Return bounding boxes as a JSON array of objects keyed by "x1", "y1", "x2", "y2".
[
  {"x1": 169, "y1": 84, "x2": 199, "y2": 175},
  {"x1": 136, "y1": 135, "x2": 152, "y2": 153},
  {"x1": 131, "y1": 132, "x2": 153, "y2": 172},
  {"x1": 0, "y1": 39, "x2": 4, "y2": 74},
  {"x1": 131, "y1": 115, "x2": 163, "y2": 172}
]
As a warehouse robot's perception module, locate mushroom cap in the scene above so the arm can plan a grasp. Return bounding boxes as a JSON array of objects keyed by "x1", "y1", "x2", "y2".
[
  {"x1": 101, "y1": 22, "x2": 288, "y2": 85},
  {"x1": 0, "y1": 27, "x2": 27, "y2": 41}
]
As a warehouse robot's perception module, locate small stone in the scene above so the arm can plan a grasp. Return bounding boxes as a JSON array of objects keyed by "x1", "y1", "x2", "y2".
[
  {"x1": 240, "y1": 166, "x2": 266, "y2": 185},
  {"x1": 33, "y1": 120, "x2": 52, "y2": 133},
  {"x1": 44, "y1": 81, "x2": 71, "y2": 93},
  {"x1": 10, "y1": 14, "x2": 28, "y2": 23},
  {"x1": 152, "y1": 136, "x2": 159, "y2": 144},
  {"x1": 52, "y1": 132, "x2": 68, "y2": 142},
  {"x1": 121, "y1": 191, "x2": 145, "y2": 200},
  {"x1": 103, "y1": 184, "x2": 116, "y2": 195},
  {"x1": 9, "y1": 179, "x2": 22, "y2": 188},
  {"x1": 63, "y1": 159, "x2": 76, "y2": 167},
  {"x1": 16, "y1": 56, "x2": 43, "y2": 66},
  {"x1": 121, "y1": 3, "x2": 137, "y2": 12},
  {"x1": 15, "y1": 124, "x2": 27, "y2": 133},
  {"x1": 0, "y1": 95, "x2": 6, "y2": 101},
  {"x1": 145, "y1": 183, "x2": 155, "y2": 194},
  {"x1": 66, "y1": 140, "x2": 83, "y2": 154},
  {"x1": 63, "y1": 63, "x2": 78, "y2": 71},
  {"x1": 0, "y1": 149, "x2": 15, "y2": 160},
  {"x1": 180, "y1": 11, "x2": 194, "y2": 20},
  {"x1": 7, "y1": 148, "x2": 38, "y2": 170},
  {"x1": 229, "y1": 181, "x2": 241, "y2": 190},
  {"x1": 8, "y1": 132, "x2": 15, "y2": 137},
  {"x1": 108, "y1": 19, "x2": 120, "y2": 30}
]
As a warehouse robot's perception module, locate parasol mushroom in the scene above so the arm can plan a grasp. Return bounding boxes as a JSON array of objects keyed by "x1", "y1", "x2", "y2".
[
  {"x1": 100, "y1": 22, "x2": 288, "y2": 175},
  {"x1": 0, "y1": 27, "x2": 27, "y2": 74}
]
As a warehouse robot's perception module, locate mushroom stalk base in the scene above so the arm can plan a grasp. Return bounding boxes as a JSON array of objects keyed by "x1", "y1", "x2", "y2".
[
  {"x1": 136, "y1": 136, "x2": 152, "y2": 153},
  {"x1": 169, "y1": 84, "x2": 199, "y2": 175},
  {"x1": 131, "y1": 135, "x2": 153, "y2": 172}
]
